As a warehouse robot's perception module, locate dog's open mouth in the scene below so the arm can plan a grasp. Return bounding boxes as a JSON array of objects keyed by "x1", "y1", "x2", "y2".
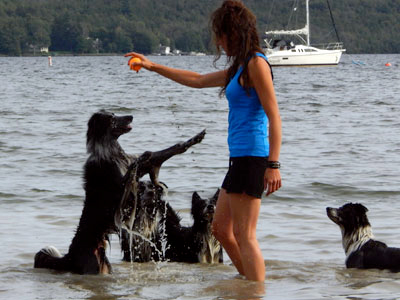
[
  {"x1": 114, "y1": 115, "x2": 133, "y2": 136},
  {"x1": 122, "y1": 116, "x2": 133, "y2": 133},
  {"x1": 116, "y1": 123, "x2": 132, "y2": 136}
]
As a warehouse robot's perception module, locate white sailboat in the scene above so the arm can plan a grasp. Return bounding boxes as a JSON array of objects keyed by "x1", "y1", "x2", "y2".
[{"x1": 264, "y1": 0, "x2": 345, "y2": 66}]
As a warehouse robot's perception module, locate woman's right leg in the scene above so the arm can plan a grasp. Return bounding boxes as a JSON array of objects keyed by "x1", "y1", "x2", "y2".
[{"x1": 212, "y1": 188, "x2": 244, "y2": 275}]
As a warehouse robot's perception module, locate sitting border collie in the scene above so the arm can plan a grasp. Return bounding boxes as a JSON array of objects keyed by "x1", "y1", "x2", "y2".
[
  {"x1": 164, "y1": 189, "x2": 223, "y2": 263},
  {"x1": 327, "y1": 203, "x2": 400, "y2": 271},
  {"x1": 120, "y1": 188, "x2": 223, "y2": 264},
  {"x1": 34, "y1": 110, "x2": 205, "y2": 274}
]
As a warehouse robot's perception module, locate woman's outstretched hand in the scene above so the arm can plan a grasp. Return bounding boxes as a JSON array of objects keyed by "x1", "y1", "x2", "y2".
[{"x1": 124, "y1": 52, "x2": 153, "y2": 71}]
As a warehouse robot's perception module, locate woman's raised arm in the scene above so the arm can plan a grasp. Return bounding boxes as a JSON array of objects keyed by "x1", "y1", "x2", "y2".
[{"x1": 125, "y1": 52, "x2": 226, "y2": 89}]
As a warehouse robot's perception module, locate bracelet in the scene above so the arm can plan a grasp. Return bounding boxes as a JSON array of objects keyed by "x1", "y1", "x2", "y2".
[{"x1": 267, "y1": 161, "x2": 281, "y2": 169}]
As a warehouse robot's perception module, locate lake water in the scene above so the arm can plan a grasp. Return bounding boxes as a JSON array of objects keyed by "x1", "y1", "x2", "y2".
[{"x1": 0, "y1": 54, "x2": 399, "y2": 300}]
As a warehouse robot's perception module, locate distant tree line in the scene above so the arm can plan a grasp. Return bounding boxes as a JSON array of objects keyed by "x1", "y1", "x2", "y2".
[
  {"x1": 0, "y1": 0, "x2": 216, "y2": 55},
  {"x1": 0, "y1": 0, "x2": 399, "y2": 56}
]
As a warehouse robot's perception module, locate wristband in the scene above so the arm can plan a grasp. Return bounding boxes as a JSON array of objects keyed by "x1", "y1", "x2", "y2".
[{"x1": 267, "y1": 161, "x2": 280, "y2": 169}]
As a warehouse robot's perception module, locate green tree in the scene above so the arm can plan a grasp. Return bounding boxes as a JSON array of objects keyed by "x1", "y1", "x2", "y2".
[
  {"x1": 26, "y1": 16, "x2": 51, "y2": 51},
  {"x1": 50, "y1": 13, "x2": 85, "y2": 53},
  {"x1": 114, "y1": 27, "x2": 133, "y2": 53},
  {"x1": 131, "y1": 30, "x2": 158, "y2": 54},
  {"x1": 175, "y1": 31, "x2": 206, "y2": 52},
  {"x1": 1, "y1": 0, "x2": 400, "y2": 55},
  {"x1": 0, "y1": 18, "x2": 26, "y2": 55},
  {"x1": 91, "y1": 27, "x2": 112, "y2": 53}
]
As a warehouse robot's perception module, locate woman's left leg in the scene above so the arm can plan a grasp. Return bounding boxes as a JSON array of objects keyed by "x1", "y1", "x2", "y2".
[
  {"x1": 212, "y1": 188, "x2": 245, "y2": 275},
  {"x1": 230, "y1": 192, "x2": 265, "y2": 281}
]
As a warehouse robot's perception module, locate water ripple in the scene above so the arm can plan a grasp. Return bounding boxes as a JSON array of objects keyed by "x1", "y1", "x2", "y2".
[{"x1": 1, "y1": 54, "x2": 400, "y2": 299}]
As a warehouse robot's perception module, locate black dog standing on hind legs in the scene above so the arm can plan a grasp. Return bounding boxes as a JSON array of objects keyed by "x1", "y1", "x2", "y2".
[
  {"x1": 34, "y1": 110, "x2": 206, "y2": 274},
  {"x1": 327, "y1": 203, "x2": 400, "y2": 271}
]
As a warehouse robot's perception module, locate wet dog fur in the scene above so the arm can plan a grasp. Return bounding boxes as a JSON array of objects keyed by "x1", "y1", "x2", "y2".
[
  {"x1": 163, "y1": 189, "x2": 223, "y2": 263},
  {"x1": 34, "y1": 110, "x2": 205, "y2": 274},
  {"x1": 120, "y1": 188, "x2": 223, "y2": 264},
  {"x1": 34, "y1": 111, "x2": 135, "y2": 274},
  {"x1": 120, "y1": 180, "x2": 167, "y2": 262},
  {"x1": 327, "y1": 203, "x2": 400, "y2": 271}
]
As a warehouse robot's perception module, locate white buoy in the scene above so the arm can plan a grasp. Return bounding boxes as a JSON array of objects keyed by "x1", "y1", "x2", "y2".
[{"x1": 48, "y1": 56, "x2": 52, "y2": 66}]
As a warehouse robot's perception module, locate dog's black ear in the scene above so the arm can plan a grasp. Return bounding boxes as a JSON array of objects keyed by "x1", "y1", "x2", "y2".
[
  {"x1": 211, "y1": 188, "x2": 220, "y2": 204},
  {"x1": 192, "y1": 191, "x2": 201, "y2": 205},
  {"x1": 353, "y1": 203, "x2": 370, "y2": 226},
  {"x1": 87, "y1": 112, "x2": 108, "y2": 142},
  {"x1": 191, "y1": 192, "x2": 203, "y2": 217},
  {"x1": 87, "y1": 114, "x2": 96, "y2": 136},
  {"x1": 87, "y1": 111, "x2": 114, "y2": 143},
  {"x1": 355, "y1": 203, "x2": 368, "y2": 214}
]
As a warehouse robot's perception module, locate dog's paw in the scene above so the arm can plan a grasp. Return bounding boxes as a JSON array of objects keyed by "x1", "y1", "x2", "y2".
[
  {"x1": 156, "y1": 181, "x2": 168, "y2": 194},
  {"x1": 192, "y1": 129, "x2": 206, "y2": 143}
]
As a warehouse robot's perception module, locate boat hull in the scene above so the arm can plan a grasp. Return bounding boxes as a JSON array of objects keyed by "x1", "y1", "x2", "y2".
[{"x1": 266, "y1": 49, "x2": 344, "y2": 67}]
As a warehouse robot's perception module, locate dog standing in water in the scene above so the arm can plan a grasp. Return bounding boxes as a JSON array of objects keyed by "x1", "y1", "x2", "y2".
[
  {"x1": 34, "y1": 110, "x2": 205, "y2": 274},
  {"x1": 327, "y1": 203, "x2": 400, "y2": 271},
  {"x1": 120, "y1": 187, "x2": 223, "y2": 264}
]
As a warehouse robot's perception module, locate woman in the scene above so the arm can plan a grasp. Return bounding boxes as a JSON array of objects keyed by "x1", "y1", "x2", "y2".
[{"x1": 125, "y1": 0, "x2": 282, "y2": 282}]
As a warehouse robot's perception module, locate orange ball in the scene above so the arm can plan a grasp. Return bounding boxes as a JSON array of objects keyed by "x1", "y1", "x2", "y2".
[{"x1": 129, "y1": 57, "x2": 142, "y2": 72}]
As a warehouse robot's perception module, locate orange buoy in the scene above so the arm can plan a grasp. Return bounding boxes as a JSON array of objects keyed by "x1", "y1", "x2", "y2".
[
  {"x1": 385, "y1": 62, "x2": 392, "y2": 67},
  {"x1": 128, "y1": 57, "x2": 142, "y2": 72}
]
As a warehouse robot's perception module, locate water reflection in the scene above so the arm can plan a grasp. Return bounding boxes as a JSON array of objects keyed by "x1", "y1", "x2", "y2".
[{"x1": 204, "y1": 278, "x2": 265, "y2": 300}]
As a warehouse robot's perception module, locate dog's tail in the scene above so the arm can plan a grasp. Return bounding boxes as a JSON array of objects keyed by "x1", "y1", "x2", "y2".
[{"x1": 34, "y1": 246, "x2": 68, "y2": 271}]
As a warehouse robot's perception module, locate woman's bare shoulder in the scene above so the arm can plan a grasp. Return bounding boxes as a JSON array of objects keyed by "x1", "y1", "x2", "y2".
[{"x1": 248, "y1": 54, "x2": 270, "y2": 70}]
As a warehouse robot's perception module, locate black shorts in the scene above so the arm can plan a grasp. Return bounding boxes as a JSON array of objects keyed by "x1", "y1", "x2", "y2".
[{"x1": 221, "y1": 156, "x2": 268, "y2": 199}]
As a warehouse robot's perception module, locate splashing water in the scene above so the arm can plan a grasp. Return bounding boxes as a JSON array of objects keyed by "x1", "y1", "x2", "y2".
[
  {"x1": 122, "y1": 226, "x2": 164, "y2": 260},
  {"x1": 118, "y1": 170, "x2": 171, "y2": 263},
  {"x1": 159, "y1": 200, "x2": 171, "y2": 258}
]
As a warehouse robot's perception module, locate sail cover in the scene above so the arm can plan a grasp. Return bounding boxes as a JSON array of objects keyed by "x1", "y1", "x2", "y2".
[{"x1": 265, "y1": 25, "x2": 308, "y2": 36}]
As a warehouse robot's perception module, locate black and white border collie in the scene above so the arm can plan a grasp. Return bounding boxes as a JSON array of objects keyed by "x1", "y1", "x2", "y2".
[
  {"x1": 327, "y1": 203, "x2": 400, "y2": 271},
  {"x1": 120, "y1": 188, "x2": 223, "y2": 264},
  {"x1": 164, "y1": 189, "x2": 223, "y2": 263},
  {"x1": 34, "y1": 110, "x2": 205, "y2": 274}
]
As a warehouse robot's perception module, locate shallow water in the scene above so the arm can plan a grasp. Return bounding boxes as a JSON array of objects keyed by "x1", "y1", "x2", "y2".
[{"x1": 0, "y1": 54, "x2": 400, "y2": 299}]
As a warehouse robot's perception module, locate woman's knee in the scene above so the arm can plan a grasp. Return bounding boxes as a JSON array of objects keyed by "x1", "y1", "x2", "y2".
[
  {"x1": 232, "y1": 226, "x2": 245, "y2": 248},
  {"x1": 212, "y1": 220, "x2": 230, "y2": 242},
  {"x1": 212, "y1": 188, "x2": 233, "y2": 241},
  {"x1": 233, "y1": 225, "x2": 256, "y2": 248}
]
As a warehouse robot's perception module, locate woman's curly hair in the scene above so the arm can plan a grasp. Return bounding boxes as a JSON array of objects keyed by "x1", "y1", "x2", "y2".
[{"x1": 211, "y1": 0, "x2": 264, "y2": 96}]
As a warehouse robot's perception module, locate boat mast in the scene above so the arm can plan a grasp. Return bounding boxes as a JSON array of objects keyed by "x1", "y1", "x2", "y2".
[
  {"x1": 306, "y1": 0, "x2": 310, "y2": 46},
  {"x1": 326, "y1": 0, "x2": 341, "y2": 43}
]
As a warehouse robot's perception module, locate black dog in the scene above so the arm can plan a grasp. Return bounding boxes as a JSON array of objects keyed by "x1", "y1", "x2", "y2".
[
  {"x1": 164, "y1": 189, "x2": 223, "y2": 263},
  {"x1": 120, "y1": 180, "x2": 168, "y2": 262},
  {"x1": 327, "y1": 203, "x2": 400, "y2": 271},
  {"x1": 120, "y1": 188, "x2": 223, "y2": 264},
  {"x1": 34, "y1": 110, "x2": 205, "y2": 274}
]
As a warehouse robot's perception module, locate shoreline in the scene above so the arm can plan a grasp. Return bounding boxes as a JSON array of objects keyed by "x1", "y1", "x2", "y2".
[{"x1": 0, "y1": 51, "x2": 210, "y2": 58}]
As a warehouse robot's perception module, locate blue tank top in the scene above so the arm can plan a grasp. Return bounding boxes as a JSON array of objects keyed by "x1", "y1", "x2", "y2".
[{"x1": 225, "y1": 52, "x2": 269, "y2": 157}]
